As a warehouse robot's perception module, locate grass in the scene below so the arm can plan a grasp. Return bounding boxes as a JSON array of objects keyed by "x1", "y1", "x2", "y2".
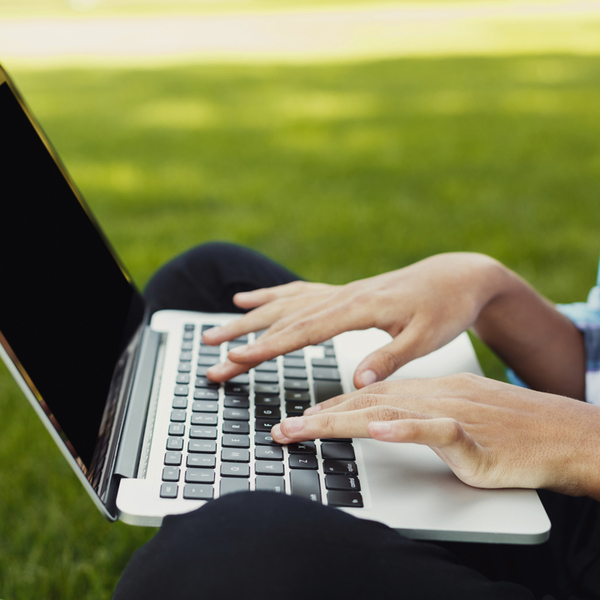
[{"x1": 1, "y1": 54, "x2": 600, "y2": 598}]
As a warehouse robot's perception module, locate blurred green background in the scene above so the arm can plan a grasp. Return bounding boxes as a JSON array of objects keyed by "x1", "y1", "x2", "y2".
[{"x1": 1, "y1": 1, "x2": 600, "y2": 598}]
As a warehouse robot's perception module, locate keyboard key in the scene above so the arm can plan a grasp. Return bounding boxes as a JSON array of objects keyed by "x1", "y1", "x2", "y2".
[
  {"x1": 174, "y1": 385, "x2": 189, "y2": 396},
  {"x1": 186, "y1": 454, "x2": 216, "y2": 468},
  {"x1": 312, "y1": 367, "x2": 341, "y2": 381},
  {"x1": 284, "y1": 391, "x2": 310, "y2": 402},
  {"x1": 162, "y1": 467, "x2": 180, "y2": 482},
  {"x1": 290, "y1": 470, "x2": 321, "y2": 502},
  {"x1": 255, "y1": 446, "x2": 284, "y2": 461},
  {"x1": 255, "y1": 432, "x2": 279, "y2": 446},
  {"x1": 164, "y1": 451, "x2": 182, "y2": 466},
  {"x1": 196, "y1": 366, "x2": 210, "y2": 377},
  {"x1": 221, "y1": 448, "x2": 250, "y2": 462},
  {"x1": 193, "y1": 389, "x2": 219, "y2": 401},
  {"x1": 170, "y1": 397, "x2": 190, "y2": 413},
  {"x1": 223, "y1": 408, "x2": 250, "y2": 421},
  {"x1": 220, "y1": 478, "x2": 250, "y2": 496},
  {"x1": 289, "y1": 455, "x2": 318, "y2": 470},
  {"x1": 183, "y1": 331, "x2": 194, "y2": 341},
  {"x1": 321, "y1": 443, "x2": 355, "y2": 461},
  {"x1": 255, "y1": 476, "x2": 285, "y2": 493},
  {"x1": 179, "y1": 352, "x2": 193, "y2": 362},
  {"x1": 288, "y1": 441, "x2": 316, "y2": 454},
  {"x1": 222, "y1": 434, "x2": 250, "y2": 448},
  {"x1": 320, "y1": 438, "x2": 352, "y2": 443},
  {"x1": 255, "y1": 461, "x2": 284, "y2": 476},
  {"x1": 327, "y1": 491, "x2": 363, "y2": 508},
  {"x1": 255, "y1": 361, "x2": 278, "y2": 373},
  {"x1": 166, "y1": 437, "x2": 184, "y2": 451},
  {"x1": 198, "y1": 345, "x2": 221, "y2": 356},
  {"x1": 168, "y1": 423, "x2": 185, "y2": 436},
  {"x1": 188, "y1": 440, "x2": 217, "y2": 454},
  {"x1": 224, "y1": 395, "x2": 250, "y2": 408},
  {"x1": 201, "y1": 324, "x2": 218, "y2": 333},
  {"x1": 176, "y1": 373, "x2": 191, "y2": 385},
  {"x1": 255, "y1": 418, "x2": 280, "y2": 432},
  {"x1": 254, "y1": 372, "x2": 279, "y2": 384},
  {"x1": 184, "y1": 323, "x2": 196, "y2": 331},
  {"x1": 191, "y1": 414, "x2": 218, "y2": 426},
  {"x1": 286, "y1": 401, "x2": 309, "y2": 415},
  {"x1": 283, "y1": 357, "x2": 306, "y2": 369},
  {"x1": 229, "y1": 373, "x2": 250, "y2": 385},
  {"x1": 255, "y1": 395, "x2": 280, "y2": 406},
  {"x1": 160, "y1": 483, "x2": 178, "y2": 499},
  {"x1": 285, "y1": 350, "x2": 305, "y2": 358},
  {"x1": 325, "y1": 475, "x2": 361, "y2": 492},
  {"x1": 284, "y1": 368, "x2": 308, "y2": 380},
  {"x1": 314, "y1": 381, "x2": 343, "y2": 403},
  {"x1": 223, "y1": 421, "x2": 250, "y2": 435},
  {"x1": 194, "y1": 377, "x2": 219, "y2": 389},
  {"x1": 181, "y1": 341, "x2": 193, "y2": 351},
  {"x1": 185, "y1": 469, "x2": 215, "y2": 484},
  {"x1": 221, "y1": 463, "x2": 250, "y2": 478},
  {"x1": 323, "y1": 459, "x2": 358, "y2": 475},
  {"x1": 225, "y1": 383, "x2": 250, "y2": 396},
  {"x1": 232, "y1": 334, "x2": 248, "y2": 343},
  {"x1": 312, "y1": 358, "x2": 338, "y2": 368},
  {"x1": 198, "y1": 355, "x2": 220, "y2": 366},
  {"x1": 325, "y1": 347, "x2": 336, "y2": 357},
  {"x1": 192, "y1": 400, "x2": 219, "y2": 413},
  {"x1": 178, "y1": 362, "x2": 192, "y2": 373},
  {"x1": 183, "y1": 484, "x2": 214, "y2": 500},
  {"x1": 254, "y1": 384, "x2": 280, "y2": 395},
  {"x1": 255, "y1": 406, "x2": 281, "y2": 419},
  {"x1": 284, "y1": 379, "x2": 309, "y2": 391},
  {"x1": 170, "y1": 409, "x2": 186, "y2": 422},
  {"x1": 190, "y1": 427, "x2": 218, "y2": 440}
]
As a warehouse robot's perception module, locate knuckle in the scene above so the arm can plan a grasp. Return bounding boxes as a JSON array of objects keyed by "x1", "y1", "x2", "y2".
[
  {"x1": 317, "y1": 413, "x2": 338, "y2": 436},
  {"x1": 370, "y1": 405, "x2": 400, "y2": 422},
  {"x1": 439, "y1": 418, "x2": 463, "y2": 444},
  {"x1": 352, "y1": 394, "x2": 380, "y2": 410}
]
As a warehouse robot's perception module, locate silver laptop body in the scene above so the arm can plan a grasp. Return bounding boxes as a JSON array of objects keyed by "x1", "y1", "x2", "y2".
[{"x1": 0, "y1": 66, "x2": 550, "y2": 544}]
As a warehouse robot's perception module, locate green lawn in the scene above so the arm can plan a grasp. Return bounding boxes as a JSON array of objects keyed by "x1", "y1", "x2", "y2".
[{"x1": 1, "y1": 55, "x2": 600, "y2": 598}]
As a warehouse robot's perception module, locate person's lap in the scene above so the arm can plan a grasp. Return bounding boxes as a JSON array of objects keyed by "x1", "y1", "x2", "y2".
[{"x1": 114, "y1": 242, "x2": 600, "y2": 600}]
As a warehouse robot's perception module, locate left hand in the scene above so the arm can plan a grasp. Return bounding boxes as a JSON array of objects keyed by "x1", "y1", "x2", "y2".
[{"x1": 271, "y1": 374, "x2": 600, "y2": 499}]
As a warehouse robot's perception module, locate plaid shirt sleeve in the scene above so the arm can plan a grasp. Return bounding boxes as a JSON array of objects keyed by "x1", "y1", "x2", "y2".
[{"x1": 507, "y1": 260, "x2": 600, "y2": 405}]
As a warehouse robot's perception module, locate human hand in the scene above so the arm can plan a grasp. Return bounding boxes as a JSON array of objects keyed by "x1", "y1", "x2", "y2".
[
  {"x1": 204, "y1": 253, "x2": 508, "y2": 387},
  {"x1": 271, "y1": 374, "x2": 600, "y2": 499}
]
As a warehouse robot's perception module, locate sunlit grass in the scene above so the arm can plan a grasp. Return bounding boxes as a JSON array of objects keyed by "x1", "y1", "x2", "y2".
[{"x1": 1, "y1": 55, "x2": 600, "y2": 598}]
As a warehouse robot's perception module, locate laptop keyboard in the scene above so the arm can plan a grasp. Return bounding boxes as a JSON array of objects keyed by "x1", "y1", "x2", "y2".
[{"x1": 159, "y1": 323, "x2": 364, "y2": 508}]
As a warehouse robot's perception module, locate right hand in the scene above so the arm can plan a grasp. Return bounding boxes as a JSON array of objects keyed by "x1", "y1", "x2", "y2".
[{"x1": 204, "y1": 252, "x2": 510, "y2": 387}]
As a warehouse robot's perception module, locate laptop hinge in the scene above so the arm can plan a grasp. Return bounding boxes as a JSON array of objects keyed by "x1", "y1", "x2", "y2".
[{"x1": 113, "y1": 327, "x2": 161, "y2": 479}]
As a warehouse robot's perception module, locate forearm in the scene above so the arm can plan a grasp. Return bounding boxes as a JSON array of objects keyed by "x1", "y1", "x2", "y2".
[{"x1": 473, "y1": 263, "x2": 586, "y2": 400}]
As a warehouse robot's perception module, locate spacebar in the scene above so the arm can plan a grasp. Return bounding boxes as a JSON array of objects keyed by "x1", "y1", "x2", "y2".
[
  {"x1": 290, "y1": 470, "x2": 321, "y2": 502},
  {"x1": 314, "y1": 380, "x2": 343, "y2": 404}
]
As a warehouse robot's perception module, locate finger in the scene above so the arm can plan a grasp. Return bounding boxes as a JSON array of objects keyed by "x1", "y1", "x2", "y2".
[
  {"x1": 203, "y1": 289, "x2": 333, "y2": 346},
  {"x1": 368, "y1": 418, "x2": 483, "y2": 482},
  {"x1": 229, "y1": 299, "x2": 375, "y2": 364},
  {"x1": 233, "y1": 281, "x2": 331, "y2": 309},
  {"x1": 353, "y1": 322, "x2": 433, "y2": 388},
  {"x1": 271, "y1": 405, "x2": 426, "y2": 443},
  {"x1": 205, "y1": 359, "x2": 258, "y2": 382}
]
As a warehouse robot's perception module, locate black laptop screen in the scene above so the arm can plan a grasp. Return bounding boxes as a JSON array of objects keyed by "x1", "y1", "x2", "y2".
[{"x1": 0, "y1": 81, "x2": 145, "y2": 471}]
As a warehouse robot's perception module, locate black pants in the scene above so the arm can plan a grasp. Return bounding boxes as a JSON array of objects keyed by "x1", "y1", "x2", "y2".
[{"x1": 114, "y1": 242, "x2": 600, "y2": 600}]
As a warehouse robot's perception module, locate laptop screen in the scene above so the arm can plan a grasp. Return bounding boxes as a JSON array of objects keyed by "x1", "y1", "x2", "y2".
[{"x1": 0, "y1": 80, "x2": 145, "y2": 476}]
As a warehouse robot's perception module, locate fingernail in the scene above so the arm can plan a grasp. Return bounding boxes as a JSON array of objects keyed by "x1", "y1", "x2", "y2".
[
  {"x1": 359, "y1": 369, "x2": 377, "y2": 386},
  {"x1": 370, "y1": 422, "x2": 391, "y2": 435},
  {"x1": 272, "y1": 424, "x2": 284, "y2": 441},
  {"x1": 303, "y1": 405, "x2": 321, "y2": 416},
  {"x1": 283, "y1": 417, "x2": 304, "y2": 434}
]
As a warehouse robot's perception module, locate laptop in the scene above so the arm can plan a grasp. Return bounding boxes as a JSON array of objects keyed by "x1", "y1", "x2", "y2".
[{"x1": 0, "y1": 65, "x2": 550, "y2": 544}]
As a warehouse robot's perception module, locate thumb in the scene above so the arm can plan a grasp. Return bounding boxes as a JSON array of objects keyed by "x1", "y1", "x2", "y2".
[{"x1": 353, "y1": 327, "x2": 424, "y2": 388}]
